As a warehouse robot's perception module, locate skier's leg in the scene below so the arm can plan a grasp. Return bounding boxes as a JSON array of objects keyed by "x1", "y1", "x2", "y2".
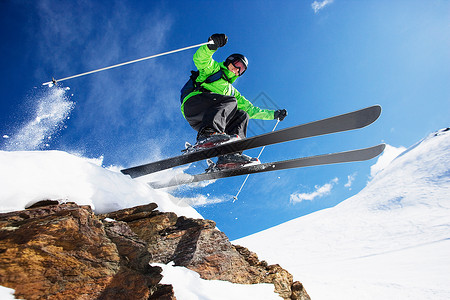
[
  {"x1": 184, "y1": 93, "x2": 237, "y2": 133},
  {"x1": 225, "y1": 110, "x2": 249, "y2": 139},
  {"x1": 200, "y1": 94, "x2": 238, "y2": 134},
  {"x1": 183, "y1": 94, "x2": 209, "y2": 132},
  {"x1": 184, "y1": 93, "x2": 238, "y2": 145}
]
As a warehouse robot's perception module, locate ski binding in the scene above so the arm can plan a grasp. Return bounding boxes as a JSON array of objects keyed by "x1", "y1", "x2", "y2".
[
  {"x1": 182, "y1": 134, "x2": 241, "y2": 154},
  {"x1": 205, "y1": 157, "x2": 261, "y2": 173}
]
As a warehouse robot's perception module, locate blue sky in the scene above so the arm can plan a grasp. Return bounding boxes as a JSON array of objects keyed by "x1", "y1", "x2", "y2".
[{"x1": 1, "y1": 0, "x2": 449, "y2": 239}]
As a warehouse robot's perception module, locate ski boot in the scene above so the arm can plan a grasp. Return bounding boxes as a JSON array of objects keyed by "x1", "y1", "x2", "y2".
[
  {"x1": 183, "y1": 128, "x2": 240, "y2": 153},
  {"x1": 196, "y1": 133, "x2": 235, "y2": 149},
  {"x1": 210, "y1": 153, "x2": 260, "y2": 171}
]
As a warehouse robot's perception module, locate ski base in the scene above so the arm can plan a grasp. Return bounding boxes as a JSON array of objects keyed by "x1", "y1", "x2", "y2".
[
  {"x1": 121, "y1": 105, "x2": 382, "y2": 178},
  {"x1": 148, "y1": 144, "x2": 386, "y2": 189}
]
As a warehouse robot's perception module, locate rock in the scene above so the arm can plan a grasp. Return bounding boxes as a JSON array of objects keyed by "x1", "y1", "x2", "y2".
[
  {"x1": 104, "y1": 205, "x2": 310, "y2": 300},
  {"x1": 291, "y1": 281, "x2": 310, "y2": 300},
  {"x1": 1, "y1": 201, "x2": 309, "y2": 299},
  {"x1": 98, "y1": 203, "x2": 158, "y2": 223},
  {"x1": 234, "y1": 246, "x2": 310, "y2": 300},
  {"x1": 149, "y1": 284, "x2": 176, "y2": 300},
  {"x1": 0, "y1": 202, "x2": 169, "y2": 300}
]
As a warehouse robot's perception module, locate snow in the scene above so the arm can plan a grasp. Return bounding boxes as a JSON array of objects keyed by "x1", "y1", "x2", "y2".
[
  {"x1": 0, "y1": 150, "x2": 201, "y2": 218},
  {"x1": 369, "y1": 143, "x2": 406, "y2": 177},
  {"x1": 154, "y1": 262, "x2": 279, "y2": 300},
  {"x1": 2, "y1": 86, "x2": 74, "y2": 151},
  {"x1": 0, "y1": 286, "x2": 20, "y2": 300},
  {"x1": 234, "y1": 129, "x2": 450, "y2": 299}
]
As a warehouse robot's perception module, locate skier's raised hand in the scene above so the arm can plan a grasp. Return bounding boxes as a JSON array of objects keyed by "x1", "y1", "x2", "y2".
[
  {"x1": 274, "y1": 109, "x2": 288, "y2": 121},
  {"x1": 208, "y1": 33, "x2": 228, "y2": 50}
]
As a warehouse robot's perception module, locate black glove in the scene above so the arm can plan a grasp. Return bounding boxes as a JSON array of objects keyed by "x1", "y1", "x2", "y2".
[
  {"x1": 208, "y1": 33, "x2": 228, "y2": 50},
  {"x1": 274, "y1": 109, "x2": 288, "y2": 121}
]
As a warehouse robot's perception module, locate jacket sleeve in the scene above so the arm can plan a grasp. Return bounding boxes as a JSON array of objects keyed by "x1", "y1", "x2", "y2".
[
  {"x1": 234, "y1": 88, "x2": 275, "y2": 120},
  {"x1": 193, "y1": 45, "x2": 274, "y2": 120},
  {"x1": 193, "y1": 45, "x2": 221, "y2": 81}
]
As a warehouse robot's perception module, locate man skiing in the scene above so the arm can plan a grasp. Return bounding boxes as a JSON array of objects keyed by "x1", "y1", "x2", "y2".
[{"x1": 181, "y1": 33, "x2": 287, "y2": 168}]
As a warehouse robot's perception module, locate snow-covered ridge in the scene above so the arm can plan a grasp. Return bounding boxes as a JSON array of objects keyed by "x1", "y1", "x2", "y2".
[
  {"x1": 0, "y1": 150, "x2": 291, "y2": 299},
  {"x1": 0, "y1": 150, "x2": 201, "y2": 219},
  {"x1": 235, "y1": 128, "x2": 450, "y2": 299}
]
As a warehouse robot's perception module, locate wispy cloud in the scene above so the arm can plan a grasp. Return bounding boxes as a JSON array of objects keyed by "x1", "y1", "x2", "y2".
[
  {"x1": 181, "y1": 194, "x2": 229, "y2": 207},
  {"x1": 290, "y1": 177, "x2": 338, "y2": 204},
  {"x1": 311, "y1": 0, "x2": 334, "y2": 14},
  {"x1": 344, "y1": 173, "x2": 357, "y2": 189}
]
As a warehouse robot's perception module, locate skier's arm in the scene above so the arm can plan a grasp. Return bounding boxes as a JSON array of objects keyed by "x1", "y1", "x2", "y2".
[
  {"x1": 193, "y1": 34, "x2": 227, "y2": 79},
  {"x1": 234, "y1": 89, "x2": 275, "y2": 120},
  {"x1": 193, "y1": 45, "x2": 221, "y2": 80}
]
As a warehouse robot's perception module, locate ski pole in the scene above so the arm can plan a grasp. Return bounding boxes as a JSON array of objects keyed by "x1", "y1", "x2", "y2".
[
  {"x1": 42, "y1": 40, "x2": 214, "y2": 86},
  {"x1": 233, "y1": 119, "x2": 280, "y2": 202}
]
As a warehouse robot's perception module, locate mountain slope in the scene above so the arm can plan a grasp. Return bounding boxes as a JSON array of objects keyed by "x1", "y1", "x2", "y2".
[{"x1": 234, "y1": 129, "x2": 450, "y2": 299}]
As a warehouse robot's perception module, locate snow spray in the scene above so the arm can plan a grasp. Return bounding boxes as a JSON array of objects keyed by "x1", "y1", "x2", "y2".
[{"x1": 2, "y1": 86, "x2": 75, "y2": 151}]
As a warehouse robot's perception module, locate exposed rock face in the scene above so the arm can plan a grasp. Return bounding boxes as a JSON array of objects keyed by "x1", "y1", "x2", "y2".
[
  {"x1": 102, "y1": 204, "x2": 310, "y2": 300},
  {"x1": 1, "y1": 201, "x2": 309, "y2": 300},
  {"x1": 0, "y1": 202, "x2": 174, "y2": 300}
]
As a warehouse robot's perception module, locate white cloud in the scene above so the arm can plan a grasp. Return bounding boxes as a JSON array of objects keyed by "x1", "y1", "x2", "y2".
[
  {"x1": 181, "y1": 194, "x2": 229, "y2": 207},
  {"x1": 312, "y1": 0, "x2": 334, "y2": 14},
  {"x1": 370, "y1": 144, "x2": 406, "y2": 178},
  {"x1": 345, "y1": 173, "x2": 357, "y2": 189},
  {"x1": 290, "y1": 177, "x2": 338, "y2": 204}
]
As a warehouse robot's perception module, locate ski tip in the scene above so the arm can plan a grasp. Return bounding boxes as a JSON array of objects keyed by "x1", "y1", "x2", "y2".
[
  {"x1": 358, "y1": 105, "x2": 382, "y2": 127},
  {"x1": 366, "y1": 104, "x2": 382, "y2": 115},
  {"x1": 373, "y1": 104, "x2": 382, "y2": 115},
  {"x1": 368, "y1": 143, "x2": 386, "y2": 159},
  {"x1": 372, "y1": 104, "x2": 381, "y2": 112}
]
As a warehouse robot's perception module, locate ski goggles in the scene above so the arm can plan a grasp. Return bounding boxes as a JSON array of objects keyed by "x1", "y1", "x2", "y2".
[{"x1": 231, "y1": 59, "x2": 247, "y2": 76}]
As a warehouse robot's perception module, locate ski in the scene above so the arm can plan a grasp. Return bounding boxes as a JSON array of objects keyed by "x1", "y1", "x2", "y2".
[
  {"x1": 148, "y1": 144, "x2": 386, "y2": 189},
  {"x1": 121, "y1": 105, "x2": 381, "y2": 178}
]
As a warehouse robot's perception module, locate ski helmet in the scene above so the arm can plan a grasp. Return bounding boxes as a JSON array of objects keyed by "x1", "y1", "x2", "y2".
[{"x1": 225, "y1": 54, "x2": 248, "y2": 76}]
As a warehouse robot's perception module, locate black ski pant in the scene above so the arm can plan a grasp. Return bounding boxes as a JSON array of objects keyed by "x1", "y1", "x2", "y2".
[{"x1": 183, "y1": 92, "x2": 249, "y2": 139}]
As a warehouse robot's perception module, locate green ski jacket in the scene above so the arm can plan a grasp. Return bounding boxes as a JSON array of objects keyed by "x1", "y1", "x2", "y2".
[{"x1": 181, "y1": 45, "x2": 275, "y2": 120}]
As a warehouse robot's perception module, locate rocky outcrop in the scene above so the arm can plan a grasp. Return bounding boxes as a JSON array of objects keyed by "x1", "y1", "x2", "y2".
[
  {"x1": 101, "y1": 204, "x2": 310, "y2": 300},
  {"x1": 0, "y1": 201, "x2": 309, "y2": 300},
  {"x1": 0, "y1": 202, "x2": 174, "y2": 300}
]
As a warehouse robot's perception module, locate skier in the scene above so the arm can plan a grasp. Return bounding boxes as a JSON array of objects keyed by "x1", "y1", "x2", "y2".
[{"x1": 181, "y1": 33, "x2": 287, "y2": 168}]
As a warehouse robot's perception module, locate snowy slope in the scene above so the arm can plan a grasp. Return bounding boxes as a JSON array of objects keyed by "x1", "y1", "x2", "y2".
[{"x1": 234, "y1": 129, "x2": 450, "y2": 299}]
